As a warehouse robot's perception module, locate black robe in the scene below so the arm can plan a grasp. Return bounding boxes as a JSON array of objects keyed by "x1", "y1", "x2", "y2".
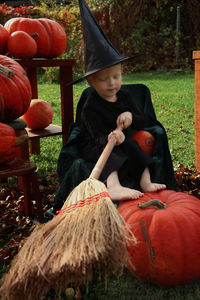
[
  {"x1": 77, "y1": 89, "x2": 153, "y2": 181},
  {"x1": 53, "y1": 84, "x2": 177, "y2": 212}
]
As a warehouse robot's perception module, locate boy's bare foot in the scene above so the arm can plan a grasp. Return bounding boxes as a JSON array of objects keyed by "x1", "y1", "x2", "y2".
[
  {"x1": 107, "y1": 185, "x2": 144, "y2": 201},
  {"x1": 140, "y1": 182, "x2": 166, "y2": 193}
]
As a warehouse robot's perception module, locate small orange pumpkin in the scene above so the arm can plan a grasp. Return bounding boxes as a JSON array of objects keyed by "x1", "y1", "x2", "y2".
[
  {"x1": 7, "y1": 31, "x2": 37, "y2": 58},
  {"x1": 131, "y1": 130, "x2": 155, "y2": 156},
  {"x1": 21, "y1": 99, "x2": 54, "y2": 130}
]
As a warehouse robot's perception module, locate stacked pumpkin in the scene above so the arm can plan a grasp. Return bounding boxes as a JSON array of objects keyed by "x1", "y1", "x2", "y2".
[
  {"x1": 0, "y1": 17, "x2": 67, "y2": 59},
  {"x1": 0, "y1": 55, "x2": 32, "y2": 164}
]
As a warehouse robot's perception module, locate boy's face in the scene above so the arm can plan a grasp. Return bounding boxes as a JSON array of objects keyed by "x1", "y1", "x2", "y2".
[{"x1": 87, "y1": 64, "x2": 122, "y2": 102}]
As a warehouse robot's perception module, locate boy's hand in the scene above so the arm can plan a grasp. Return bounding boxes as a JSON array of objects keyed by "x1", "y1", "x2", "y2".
[
  {"x1": 108, "y1": 129, "x2": 125, "y2": 145},
  {"x1": 117, "y1": 112, "x2": 132, "y2": 129}
]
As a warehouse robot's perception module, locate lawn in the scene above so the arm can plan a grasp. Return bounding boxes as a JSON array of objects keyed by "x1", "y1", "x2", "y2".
[{"x1": 1, "y1": 70, "x2": 200, "y2": 300}]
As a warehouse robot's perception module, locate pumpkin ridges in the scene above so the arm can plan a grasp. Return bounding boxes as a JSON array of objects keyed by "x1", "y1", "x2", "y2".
[
  {"x1": 167, "y1": 208, "x2": 200, "y2": 284},
  {"x1": 0, "y1": 24, "x2": 9, "y2": 54},
  {"x1": 37, "y1": 18, "x2": 52, "y2": 57},
  {"x1": 128, "y1": 205, "x2": 181, "y2": 285},
  {"x1": 148, "y1": 208, "x2": 184, "y2": 285},
  {"x1": 10, "y1": 67, "x2": 32, "y2": 114},
  {"x1": 0, "y1": 55, "x2": 32, "y2": 122},
  {"x1": 0, "y1": 94, "x2": 5, "y2": 120},
  {"x1": 0, "y1": 123, "x2": 16, "y2": 163},
  {"x1": 165, "y1": 207, "x2": 200, "y2": 284},
  {"x1": 3, "y1": 17, "x2": 19, "y2": 32},
  {"x1": 127, "y1": 210, "x2": 156, "y2": 281},
  {"x1": 31, "y1": 19, "x2": 51, "y2": 57},
  {"x1": 1, "y1": 54, "x2": 32, "y2": 113},
  {"x1": 0, "y1": 77, "x2": 23, "y2": 120},
  {"x1": 38, "y1": 18, "x2": 67, "y2": 58}
]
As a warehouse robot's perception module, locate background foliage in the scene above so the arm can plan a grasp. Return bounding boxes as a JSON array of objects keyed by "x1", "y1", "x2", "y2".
[{"x1": 0, "y1": 0, "x2": 199, "y2": 79}]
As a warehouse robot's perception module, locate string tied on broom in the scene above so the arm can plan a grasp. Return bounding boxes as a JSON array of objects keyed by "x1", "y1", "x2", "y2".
[{"x1": 0, "y1": 128, "x2": 137, "y2": 300}]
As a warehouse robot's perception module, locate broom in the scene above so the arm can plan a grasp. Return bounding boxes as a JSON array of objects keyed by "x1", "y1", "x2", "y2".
[{"x1": 0, "y1": 128, "x2": 136, "y2": 300}]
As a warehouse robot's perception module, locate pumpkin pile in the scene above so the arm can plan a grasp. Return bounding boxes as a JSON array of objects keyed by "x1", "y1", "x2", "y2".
[
  {"x1": 0, "y1": 17, "x2": 67, "y2": 59},
  {"x1": 118, "y1": 189, "x2": 200, "y2": 286},
  {"x1": 0, "y1": 54, "x2": 31, "y2": 164}
]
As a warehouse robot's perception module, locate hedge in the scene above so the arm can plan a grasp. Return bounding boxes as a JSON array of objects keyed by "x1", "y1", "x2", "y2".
[{"x1": 0, "y1": 0, "x2": 198, "y2": 81}]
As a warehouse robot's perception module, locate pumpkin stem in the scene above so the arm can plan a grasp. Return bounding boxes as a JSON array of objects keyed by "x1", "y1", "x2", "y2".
[
  {"x1": 15, "y1": 135, "x2": 28, "y2": 146},
  {"x1": 30, "y1": 32, "x2": 39, "y2": 38},
  {"x1": 0, "y1": 65, "x2": 15, "y2": 78},
  {"x1": 138, "y1": 199, "x2": 168, "y2": 209}
]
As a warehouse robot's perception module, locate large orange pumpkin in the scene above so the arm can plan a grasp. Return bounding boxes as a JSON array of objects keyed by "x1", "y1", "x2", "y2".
[
  {"x1": 0, "y1": 24, "x2": 9, "y2": 54},
  {"x1": 4, "y1": 17, "x2": 67, "y2": 58},
  {"x1": 21, "y1": 99, "x2": 54, "y2": 130},
  {"x1": 118, "y1": 190, "x2": 200, "y2": 286},
  {"x1": 0, "y1": 55, "x2": 32, "y2": 122},
  {"x1": 0, "y1": 122, "x2": 26, "y2": 164}
]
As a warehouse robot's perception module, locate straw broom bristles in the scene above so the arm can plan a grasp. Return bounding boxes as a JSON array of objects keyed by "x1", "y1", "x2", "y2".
[
  {"x1": 0, "y1": 131, "x2": 137, "y2": 300},
  {"x1": 0, "y1": 178, "x2": 136, "y2": 300}
]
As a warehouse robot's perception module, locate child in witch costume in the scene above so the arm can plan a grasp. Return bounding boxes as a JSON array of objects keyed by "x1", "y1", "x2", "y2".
[
  {"x1": 45, "y1": 0, "x2": 176, "y2": 219},
  {"x1": 78, "y1": 63, "x2": 166, "y2": 201}
]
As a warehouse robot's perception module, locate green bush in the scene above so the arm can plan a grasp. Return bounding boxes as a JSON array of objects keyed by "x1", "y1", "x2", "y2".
[{"x1": 0, "y1": 0, "x2": 198, "y2": 81}]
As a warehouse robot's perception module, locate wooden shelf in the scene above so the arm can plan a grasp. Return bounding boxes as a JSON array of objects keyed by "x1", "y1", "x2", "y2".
[{"x1": 26, "y1": 124, "x2": 62, "y2": 154}]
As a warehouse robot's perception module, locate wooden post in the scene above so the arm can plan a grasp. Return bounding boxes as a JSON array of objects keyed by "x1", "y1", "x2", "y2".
[{"x1": 193, "y1": 51, "x2": 200, "y2": 171}]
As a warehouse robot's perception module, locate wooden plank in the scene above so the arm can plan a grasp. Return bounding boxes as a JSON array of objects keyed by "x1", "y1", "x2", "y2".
[
  {"x1": 26, "y1": 124, "x2": 62, "y2": 139},
  {"x1": 16, "y1": 58, "x2": 75, "y2": 68},
  {"x1": 193, "y1": 51, "x2": 200, "y2": 60},
  {"x1": 193, "y1": 52, "x2": 200, "y2": 171}
]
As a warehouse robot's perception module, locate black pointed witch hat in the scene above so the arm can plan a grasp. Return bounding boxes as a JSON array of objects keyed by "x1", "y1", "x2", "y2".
[{"x1": 69, "y1": 0, "x2": 141, "y2": 85}]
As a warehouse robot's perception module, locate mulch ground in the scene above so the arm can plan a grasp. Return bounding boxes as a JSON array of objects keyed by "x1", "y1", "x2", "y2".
[{"x1": 0, "y1": 166, "x2": 200, "y2": 299}]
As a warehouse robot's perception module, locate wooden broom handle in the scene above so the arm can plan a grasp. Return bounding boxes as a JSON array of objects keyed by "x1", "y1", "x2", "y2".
[{"x1": 89, "y1": 124, "x2": 123, "y2": 180}]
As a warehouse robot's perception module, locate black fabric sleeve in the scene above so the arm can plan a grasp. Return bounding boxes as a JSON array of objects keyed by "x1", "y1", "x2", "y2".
[{"x1": 124, "y1": 93, "x2": 145, "y2": 130}]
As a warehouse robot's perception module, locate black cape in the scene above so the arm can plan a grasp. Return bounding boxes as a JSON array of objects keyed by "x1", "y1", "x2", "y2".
[
  {"x1": 53, "y1": 84, "x2": 177, "y2": 212},
  {"x1": 77, "y1": 89, "x2": 153, "y2": 181}
]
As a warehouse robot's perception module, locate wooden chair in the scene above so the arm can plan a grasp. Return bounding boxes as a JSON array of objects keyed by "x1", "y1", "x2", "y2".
[{"x1": 0, "y1": 158, "x2": 43, "y2": 222}]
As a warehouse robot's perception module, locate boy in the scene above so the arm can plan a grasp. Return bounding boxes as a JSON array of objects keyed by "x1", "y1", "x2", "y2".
[{"x1": 78, "y1": 63, "x2": 166, "y2": 201}]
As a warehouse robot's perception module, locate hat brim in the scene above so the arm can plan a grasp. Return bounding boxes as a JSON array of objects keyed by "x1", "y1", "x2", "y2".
[{"x1": 66, "y1": 53, "x2": 142, "y2": 87}]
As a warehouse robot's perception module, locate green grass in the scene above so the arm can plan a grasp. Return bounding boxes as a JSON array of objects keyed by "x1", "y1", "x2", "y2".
[
  {"x1": 35, "y1": 70, "x2": 195, "y2": 177},
  {"x1": 122, "y1": 71, "x2": 195, "y2": 169}
]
